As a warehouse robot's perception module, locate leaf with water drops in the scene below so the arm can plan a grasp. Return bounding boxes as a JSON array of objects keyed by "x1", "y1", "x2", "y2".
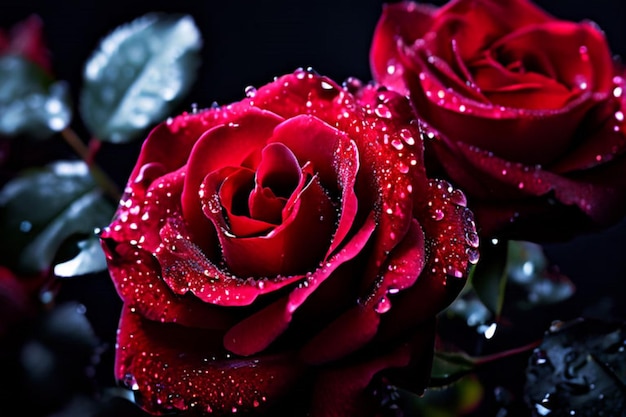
[
  {"x1": 507, "y1": 241, "x2": 575, "y2": 309},
  {"x1": 525, "y1": 318, "x2": 626, "y2": 416},
  {"x1": 53, "y1": 233, "x2": 108, "y2": 278},
  {"x1": 80, "y1": 13, "x2": 202, "y2": 143},
  {"x1": 0, "y1": 160, "x2": 115, "y2": 275},
  {"x1": 0, "y1": 55, "x2": 72, "y2": 139}
]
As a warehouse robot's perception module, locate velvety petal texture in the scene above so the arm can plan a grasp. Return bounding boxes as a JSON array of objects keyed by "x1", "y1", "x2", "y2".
[
  {"x1": 101, "y1": 69, "x2": 478, "y2": 416},
  {"x1": 370, "y1": 0, "x2": 626, "y2": 241}
]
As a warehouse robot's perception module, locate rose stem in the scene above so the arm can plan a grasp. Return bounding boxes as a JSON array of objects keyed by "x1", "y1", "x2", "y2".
[{"x1": 473, "y1": 340, "x2": 542, "y2": 367}]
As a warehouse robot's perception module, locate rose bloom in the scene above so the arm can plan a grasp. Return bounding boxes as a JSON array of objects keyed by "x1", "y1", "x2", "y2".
[
  {"x1": 100, "y1": 69, "x2": 478, "y2": 416},
  {"x1": 0, "y1": 15, "x2": 50, "y2": 72},
  {"x1": 371, "y1": 0, "x2": 626, "y2": 240}
]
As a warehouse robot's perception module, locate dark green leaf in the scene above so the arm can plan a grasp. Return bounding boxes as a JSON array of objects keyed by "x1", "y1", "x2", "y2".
[
  {"x1": 507, "y1": 241, "x2": 574, "y2": 308},
  {"x1": 430, "y1": 350, "x2": 477, "y2": 387},
  {"x1": 444, "y1": 287, "x2": 493, "y2": 328},
  {"x1": 470, "y1": 239, "x2": 508, "y2": 318},
  {"x1": 0, "y1": 160, "x2": 115, "y2": 275},
  {"x1": 0, "y1": 55, "x2": 72, "y2": 138},
  {"x1": 525, "y1": 318, "x2": 626, "y2": 416},
  {"x1": 80, "y1": 13, "x2": 202, "y2": 143},
  {"x1": 53, "y1": 233, "x2": 108, "y2": 277}
]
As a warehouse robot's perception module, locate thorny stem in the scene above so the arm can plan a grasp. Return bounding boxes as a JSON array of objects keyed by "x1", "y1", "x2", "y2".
[{"x1": 60, "y1": 127, "x2": 122, "y2": 201}]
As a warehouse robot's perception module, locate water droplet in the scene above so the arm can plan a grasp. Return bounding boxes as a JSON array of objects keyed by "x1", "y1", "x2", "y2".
[
  {"x1": 465, "y1": 232, "x2": 479, "y2": 248},
  {"x1": 535, "y1": 403, "x2": 553, "y2": 415},
  {"x1": 375, "y1": 296, "x2": 391, "y2": 314},
  {"x1": 466, "y1": 247, "x2": 480, "y2": 264},
  {"x1": 122, "y1": 373, "x2": 139, "y2": 391},
  {"x1": 399, "y1": 128, "x2": 415, "y2": 145},
  {"x1": 449, "y1": 188, "x2": 467, "y2": 207},
  {"x1": 613, "y1": 86, "x2": 623, "y2": 97},
  {"x1": 342, "y1": 76, "x2": 362, "y2": 93},
  {"x1": 374, "y1": 105, "x2": 392, "y2": 119},
  {"x1": 579, "y1": 45, "x2": 589, "y2": 61},
  {"x1": 447, "y1": 265, "x2": 464, "y2": 278},
  {"x1": 531, "y1": 348, "x2": 550, "y2": 366},
  {"x1": 391, "y1": 138, "x2": 404, "y2": 150},
  {"x1": 19, "y1": 220, "x2": 32, "y2": 232},
  {"x1": 244, "y1": 85, "x2": 257, "y2": 98},
  {"x1": 387, "y1": 286, "x2": 400, "y2": 295},
  {"x1": 432, "y1": 208, "x2": 444, "y2": 221}
]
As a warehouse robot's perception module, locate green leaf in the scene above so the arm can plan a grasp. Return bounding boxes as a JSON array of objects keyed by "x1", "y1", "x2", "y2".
[
  {"x1": 0, "y1": 55, "x2": 72, "y2": 138},
  {"x1": 430, "y1": 350, "x2": 477, "y2": 387},
  {"x1": 470, "y1": 240, "x2": 509, "y2": 318},
  {"x1": 0, "y1": 160, "x2": 115, "y2": 275},
  {"x1": 507, "y1": 240, "x2": 574, "y2": 308},
  {"x1": 80, "y1": 13, "x2": 202, "y2": 143},
  {"x1": 525, "y1": 318, "x2": 626, "y2": 416},
  {"x1": 53, "y1": 233, "x2": 108, "y2": 277}
]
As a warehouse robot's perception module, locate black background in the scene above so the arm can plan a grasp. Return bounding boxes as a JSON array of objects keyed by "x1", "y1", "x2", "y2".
[{"x1": 1, "y1": 0, "x2": 625, "y2": 416}]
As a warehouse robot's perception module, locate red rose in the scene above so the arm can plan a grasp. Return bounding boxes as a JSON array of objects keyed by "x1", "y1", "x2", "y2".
[
  {"x1": 0, "y1": 15, "x2": 50, "y2": 72},
  {"x1": 371, "y1": 0, "x2": 626, "y2": 240},
  {"x1": 101, "y1": 69, "x2": 478, "y2": 416}
]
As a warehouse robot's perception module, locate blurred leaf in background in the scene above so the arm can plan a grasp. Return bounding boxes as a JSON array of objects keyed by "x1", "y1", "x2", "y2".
[
  {"x1": 0, "y1": 160, "x2": 114, "y2": 275},
  {"x1": 80, "y1": 13, "x2": 202, "y2": 143}
]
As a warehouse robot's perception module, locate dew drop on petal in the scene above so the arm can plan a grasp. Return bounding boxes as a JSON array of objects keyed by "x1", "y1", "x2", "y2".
[
  {"x1": 244, "y1": 86, "x2": 257, "y2": 98},
  {"x1": 374, "y1": 105, "x2": 392, "y2": 119},
  {"x1": 432, "y1": 208, "x2": 444, "y2": 221},
  {"x1": 391, "y1": 138, "x2": 404, "y2": 150},
  {"x1": 466, "y1": 247, "x2": 480, "y2": 264},
  {"x1": 449, "y1": 188, "x2": 467, "y2": 207},
  {"x1": 374, "y1": 296, "x2": 391, "y2": 314},
  {"x1": 465, "y1": 232, "x2": 480, "y2": 248},
  {"x1": 122, "y1": 373, "x2": 139, "y2": 391}
]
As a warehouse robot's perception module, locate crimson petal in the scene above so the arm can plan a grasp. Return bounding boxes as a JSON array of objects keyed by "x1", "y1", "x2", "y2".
[
  {"x1": 223, "y1": 213, "x2": 377, "y2": 357},
  {"x1": 300, "y1": 219, "x2": 426, "y2": 364},
  {"x1": 181, "y1": 108, "x2": 283, "y2": 249},
  {"x1": 155, "y1": 218, "x2": 305, "y2": 307},
  {"x1": 115, "y1": 306, "x2": 304, "y2": 415}
]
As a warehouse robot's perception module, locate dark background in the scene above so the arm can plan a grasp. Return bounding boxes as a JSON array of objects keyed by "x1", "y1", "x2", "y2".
[{"x1": 1, "y1": 0, "x2": 625, "y2": 416}]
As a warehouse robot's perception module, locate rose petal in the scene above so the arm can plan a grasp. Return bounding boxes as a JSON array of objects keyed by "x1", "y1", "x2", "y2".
[
  {"x1": 101, "y1": 239, "x2": 237, "y2": 329},
  {"x1": 254, "y1": 142, "x2": 302, "y2": 198},
  {"x1": 370, "y1": 2, "x2": 437, "y2": 95},
  {"x1": 155, "y1": 218, "x2": 305, "y2": 307},
  {"x1": 6, "y1": 15, "x2": 50, "y2": 71},
  {"x1": 216, "y1": 166, "x2": 278, "y2": 236},
  {"x1": 404, "y1": 57, "x2": 596, "y2": 165},
  {"x1": 551, "y1": 86, "x2": 626, "y2": 172},
  {"x1": 425, "y1": 0, "x2": 553, "y2": 63},
  {"x1": 269, "y1": 115, "x2": 360, "y2": 255},
  {"x1": 115, "y1": 306, "x2": 304, "y2": 415},
  {"x1": 102, "y1": 169, "x2": 238, "y2": 328},
  {"x1": 222, "y1": 213, "x2": 377, "y2": 356},
  {"x1": 311, "y1": 332, "x2": 434, "y2": 417},
  {"x1": 181, "y1": 108, "x2": 283, "y2": 250},
  {"x1": 300, "y1": 219, "x2": 425, "y2": 365},
  {"x1": 377, "y1": 179, "x2": 476, "y2": 340},
  {"x1": 216, "y1": 172, "x2": 336, "y2": 277}
]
